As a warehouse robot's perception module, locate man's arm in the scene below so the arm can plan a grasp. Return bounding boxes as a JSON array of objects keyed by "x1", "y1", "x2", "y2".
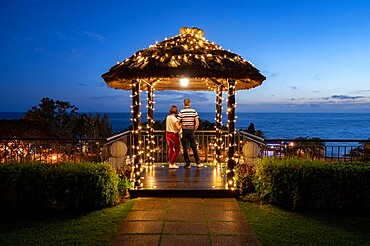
[
  {"x1": 174, "y1": 120, "x2": 182, "y2": 131},
  {"x1": 194, "y1": 118, "x2": 199, "y2": 131}
]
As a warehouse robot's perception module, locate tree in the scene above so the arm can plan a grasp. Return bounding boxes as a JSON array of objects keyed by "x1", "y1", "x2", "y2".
[
  {"x1": 24, "y1": 97, "x2": 79, "y2": 138},
  {"x1": 2, "y1": 97, "x2": 113, "y2": 138},
  {"x1": 241, "y1": 122, "x2": 265, "y2": 138},
  {"x1": 286, "y1": 136, "x2": 326, "y2": 159}
]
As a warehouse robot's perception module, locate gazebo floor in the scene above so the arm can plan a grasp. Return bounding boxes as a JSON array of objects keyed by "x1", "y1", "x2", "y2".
[{"x1": 129, "y1": 164, "x2": 239, "y2": 198}]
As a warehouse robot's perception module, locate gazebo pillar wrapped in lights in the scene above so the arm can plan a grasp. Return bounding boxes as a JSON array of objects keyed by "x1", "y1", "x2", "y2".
[{"x1": 102, "y1": 27, "x2": 265, "y2": 188}]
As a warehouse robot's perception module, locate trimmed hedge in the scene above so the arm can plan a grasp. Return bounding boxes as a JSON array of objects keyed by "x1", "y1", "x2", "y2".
[
  {"x1": 253, "y1": 158, "x2": 370, "y2": 211},
  {"x1": 0, "y1": 162, "x2": 118, "y2": 211}
]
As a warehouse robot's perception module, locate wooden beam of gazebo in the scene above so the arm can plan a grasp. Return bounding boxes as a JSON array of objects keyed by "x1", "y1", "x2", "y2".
[{"x1": 102, "y1": 27, "x2": 265, "y2": 188}]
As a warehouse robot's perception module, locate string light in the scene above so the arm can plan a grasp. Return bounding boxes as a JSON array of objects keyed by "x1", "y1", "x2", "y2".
[
  {"x1": 226, "y1": 79, "x2": 237, "y2": 187},
  {"x1": 144, "y1": 79, "x2": 155, "y2": 167},
  {"x1": 105, "y1": 27, "x2": 264, "y2": 92},
  {"x1": 103, "y1": 27, "x2": 265, "y2": 189},
  {"x1": 131, "y1": 80, "x2": 142, "y2": 187}
]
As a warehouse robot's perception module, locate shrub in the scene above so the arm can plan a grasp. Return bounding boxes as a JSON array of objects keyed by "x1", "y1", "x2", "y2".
[
  {"x1": 235, "y1": 163, "x2": 256, "y2": 196},
  {"x1": 253, "y1": 158, "x2": 370, "y2": 211},
  {"x1": 0, "y1": 162, "x2": 118, "y2": 211}
]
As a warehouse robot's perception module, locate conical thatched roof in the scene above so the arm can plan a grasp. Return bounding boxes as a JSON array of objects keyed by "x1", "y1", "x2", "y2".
[{"x1": 102, "y1": 27, "x2": 265, "y2": 91}]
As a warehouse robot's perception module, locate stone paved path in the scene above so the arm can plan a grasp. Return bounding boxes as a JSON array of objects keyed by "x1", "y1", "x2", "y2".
[{"x1": 112, "y1": 197, "x2": 260, "y2": 246}]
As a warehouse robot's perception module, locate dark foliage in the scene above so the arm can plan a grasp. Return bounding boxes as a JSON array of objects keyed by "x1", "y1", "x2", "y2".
[
  {"x1": 0, "y1": 162, "x2": 118, "y2": 211},
  {"x1": 254, "y1": 158, "x2": 370, "y2": 211},
  {"x1": 0, "y1": 97, "x2": 112, "y2": 138}
]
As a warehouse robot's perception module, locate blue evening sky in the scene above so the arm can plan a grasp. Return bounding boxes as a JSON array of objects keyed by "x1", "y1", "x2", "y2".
[{"x1": 1, "y1": 0, "x2": 370, "y2": 113}]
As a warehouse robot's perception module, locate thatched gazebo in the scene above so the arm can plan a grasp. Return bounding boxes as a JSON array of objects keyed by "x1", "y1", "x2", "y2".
[{"x1": 102, "y1": 27, "x2": 265, "y2": 188}]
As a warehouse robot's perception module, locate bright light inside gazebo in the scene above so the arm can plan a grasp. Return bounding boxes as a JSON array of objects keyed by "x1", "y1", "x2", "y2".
[{"x1": 179, "y1": 77, "x2": 189, "y2": 87}]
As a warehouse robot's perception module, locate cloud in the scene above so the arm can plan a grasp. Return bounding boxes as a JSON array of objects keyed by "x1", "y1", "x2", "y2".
[
  {"x1": 236, "y1": 101, "x2": 370, "y2": 113},
  {"x1": 331, "y1": 95, "x2": 364, "y2": 100},
  {"x1": 64, "y1": 49, "x2": 87, "y2": 61},
  {"x1": 96, "y1": 82, "x2": 108, "y2": 88},
  {"x1": 79, "y1": 31, "x2": 107, "y2": 43},
  {"x1": 291, "y1": 86, "x2": 297, "y2": 90},
  {"x1": 354, "y1": 90, "x2": 370, "y2": 94},
  {"x1": 55, "y1": 31, "x2": 75, "y2": 41},
  {"x1": 270, "y1": 73, "x2": 279, "y2": 77},
  {"x1": 154, "y1": 91, "x2": 213, "y2": 111},
  {"x1": 289, "y1": 97, "x2": 305, "y2": 101},
  {"x1": 55, "y1": 30, "x2": 107, "y2": 43},
  {"x1": 89, "y1": 95, "x2": 123, "y2": 100},
  {"x1": 313, "y1": 74, "x2": 321, "y2": 81}
]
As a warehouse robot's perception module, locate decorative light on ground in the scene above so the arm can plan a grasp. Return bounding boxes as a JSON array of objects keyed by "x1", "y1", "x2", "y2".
[{"x1": 180, "y1": 77, "x2": 189, "y2": 87}]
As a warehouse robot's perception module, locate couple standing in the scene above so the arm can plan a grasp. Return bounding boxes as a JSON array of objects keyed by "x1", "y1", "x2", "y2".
[{"x1": 166, "y1": 98, "x2": 202, "y2": 169}]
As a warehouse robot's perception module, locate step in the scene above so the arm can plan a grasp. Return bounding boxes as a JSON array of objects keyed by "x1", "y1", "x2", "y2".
[{"x1": 129, "y1": 188, "x2": 239, "y2": 198}]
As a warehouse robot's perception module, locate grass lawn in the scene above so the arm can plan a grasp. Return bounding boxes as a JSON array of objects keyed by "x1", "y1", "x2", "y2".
[
  {"x1": 0, "y1": 200, "x2": 134, "y2": 246},
  {"x1": 239, "y1": 201, "x2": 370, "y2": 245},
  {"x1": 1, "y1": 199, "x2": 369, "y2": 245}
]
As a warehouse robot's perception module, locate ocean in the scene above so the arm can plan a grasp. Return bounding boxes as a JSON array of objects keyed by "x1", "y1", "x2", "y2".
[{"x1": 1, "y1": 112, "x2": 370, "y2": 140}]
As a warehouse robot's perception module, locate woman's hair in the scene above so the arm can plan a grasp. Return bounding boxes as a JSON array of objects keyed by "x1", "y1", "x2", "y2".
[{"x1": 169, "y1": 105, "x2": 178, "y2": 114}]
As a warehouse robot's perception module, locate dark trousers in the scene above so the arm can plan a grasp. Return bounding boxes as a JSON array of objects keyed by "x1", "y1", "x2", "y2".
[{"x1": 181, "y1": 129, "x2": 201, "y2": 165}]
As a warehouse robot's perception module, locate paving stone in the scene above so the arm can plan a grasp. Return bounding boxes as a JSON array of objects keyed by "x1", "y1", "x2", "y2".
[
  {"x1": 206, "y1": 210, "x2": 246, "y2": 221},
  {"x1": 208, "y1": 221, "x2": 255, "y2": 235},
  {"x1": 124, "y1": 210, "x2": 167, "y2": 221},
  {"x1": 167, "y1": 210, "x2": 206, "y2": 221},
  {"x1": 204, "y1": 201, "x2": 240, "y2": 211},
  {"x1": 211, "y1": 235, "x2": 261, "y2": 246},
  {"x1": 168, "y1": 201, "x2": 204, "y2": 210},
  {"x1": 112, "y1": 235, "x2": 160, "y2": 246},
  {"x1": 112, "y1": 198, "x2": 260, "y2": 245},
  {"x1": 117, "y1": 221, "x2": 164, "y2": 234},
  {"x1": 203, "y1": 198, "x2": 236, "y2": 202},
  {"x1": 131, "y1": 198, "x2": 168, "y2": 210},
  {"x1": 170, "y1": 198, "x2": 203, "y2": 202},
  {"x1": 163, "y1": 221, "x2": 208, "y2": 234},
  {"x1": 161, "y1": 235, "x2": 210, "y2": 246}
]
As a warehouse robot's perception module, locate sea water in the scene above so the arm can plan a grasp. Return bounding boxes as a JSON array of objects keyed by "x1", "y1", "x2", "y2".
[{"x1": 1, "y1": 112, "x2": 370, "y2": 140}]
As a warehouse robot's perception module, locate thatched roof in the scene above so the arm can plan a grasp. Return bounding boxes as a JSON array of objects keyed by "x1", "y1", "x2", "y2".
[{"x1": 102, "y1": 27, "x2": 265, "y2": 91}]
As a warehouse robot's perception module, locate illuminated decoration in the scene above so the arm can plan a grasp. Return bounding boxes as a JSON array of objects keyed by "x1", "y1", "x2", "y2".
[
  {"x1": 102, "y1": 27, "x2": 265, "y2": 189},
  {"x1": 145, "y1": 81, "x2": 155, "y2": 166},
  {"x1": 226, "y1": 80, "x2": 237, "y2": 187},
  {"x1": 179, "y1": 77, "x2": 189, "y2": 87},
  {"x1": 102, "y1": 27, "x2": 265, "y2": 91},
  {"x1": 214, "y1": 84, "x2": 224, "y2": 166},
  {"x1": 131, "y1": 79, "x2": 142, "y2": 187}
]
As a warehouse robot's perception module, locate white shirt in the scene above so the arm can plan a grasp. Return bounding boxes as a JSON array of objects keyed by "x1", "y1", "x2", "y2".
[{"x1": 166, "y1": 114, "x2": 179, "y2": 133}]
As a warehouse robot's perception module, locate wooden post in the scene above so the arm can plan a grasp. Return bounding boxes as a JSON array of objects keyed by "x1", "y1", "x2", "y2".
[
  {"x1": 147, "y1": 85, "x2": 154, "y2": 166},
  {"x1": 227, "y1": 80, "x2": 236, "y2": 187},
  {"x1": 215, "y1": 85, "x2": 224, "y2": 166},
  {"x1": 131, "y1": 79, "x2": 141, "y2": 187}
]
